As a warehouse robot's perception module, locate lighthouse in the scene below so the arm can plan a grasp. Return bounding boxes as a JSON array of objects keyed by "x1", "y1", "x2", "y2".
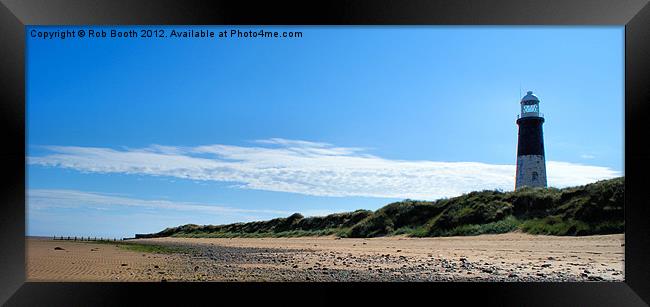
[{"x1": 515, "y1": 91, "x2": 547, "y2": 190}]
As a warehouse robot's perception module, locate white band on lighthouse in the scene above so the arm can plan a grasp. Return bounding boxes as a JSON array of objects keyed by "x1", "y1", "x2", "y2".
[{"x1": 515, "y1": 154, "x2": 547, "y2": 189}]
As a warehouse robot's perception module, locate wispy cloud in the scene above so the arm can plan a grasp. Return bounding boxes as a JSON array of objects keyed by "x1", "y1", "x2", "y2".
[
  {"x1": 28, "y1": 189, "x2": 291, "y2": 216},
  {"x1": 28, "y1": 138, "x2": 621, "y2": 200},
  {"x1": 580, "y1": 154, "x2": 596, "y2": 159}
]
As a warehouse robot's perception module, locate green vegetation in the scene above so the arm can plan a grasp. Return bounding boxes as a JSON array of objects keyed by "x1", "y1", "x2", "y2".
[
  {"x1": 172, "y1": 228, "x2": 350, "y2": 238},
  {"x1": 427, "y1": 216, "x2": 522, "y2": 237},
  {"x1": 137, "y1": 177, "x2": 624, "y2": 238},
  {"x1": 88, "y1": 240, "x2": 191, "y2": 254},
  {"x1": 136, "y1": 210, "x2": 370, "y2": 239},
  {"x1": 118, "y1": 243, "x2": 191, "y2": 254}
]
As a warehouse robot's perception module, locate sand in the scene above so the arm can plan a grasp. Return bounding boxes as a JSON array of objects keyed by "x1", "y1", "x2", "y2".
[
  {"x1": 26, "y1": 239, "x2": 193, "y2": 281},
  {"x1": 27, "y1": 233, "x2": 624, "y2": 282}
]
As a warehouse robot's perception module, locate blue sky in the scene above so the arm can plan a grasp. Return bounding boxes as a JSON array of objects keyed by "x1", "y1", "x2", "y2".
[{"x1": 27, "y1": 26, "x2": 624, "y2": 238}]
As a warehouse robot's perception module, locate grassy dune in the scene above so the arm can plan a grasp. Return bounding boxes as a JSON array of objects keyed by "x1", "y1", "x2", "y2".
[{"x1": 137, "y1": 177, "x2": 624, "y2": 238}]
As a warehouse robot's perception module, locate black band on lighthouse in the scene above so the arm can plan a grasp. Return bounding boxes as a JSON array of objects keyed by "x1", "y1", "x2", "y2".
[{"x1": 516, "y1": 116, "x2": 545, "y2": 156}]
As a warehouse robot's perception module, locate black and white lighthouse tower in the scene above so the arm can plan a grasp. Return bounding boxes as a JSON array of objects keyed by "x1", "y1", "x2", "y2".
[{"x1": 515, "y1": 91, "x2": 547, "y2": 190}]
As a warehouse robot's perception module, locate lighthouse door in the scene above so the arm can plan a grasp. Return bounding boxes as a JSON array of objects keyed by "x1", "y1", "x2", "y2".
[{"x1": 532, "y1": 171, "x2": 539, "y2": 182}]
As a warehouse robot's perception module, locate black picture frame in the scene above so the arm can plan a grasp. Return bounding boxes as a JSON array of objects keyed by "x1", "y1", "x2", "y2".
[{"x1": 1, "y1": 0, "x2": 649, "y2": 305}]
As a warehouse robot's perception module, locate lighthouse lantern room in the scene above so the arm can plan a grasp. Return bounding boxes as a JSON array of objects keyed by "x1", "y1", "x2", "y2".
[{"x1": 520, "y1": 91, "x2": 540, "y2": 117}]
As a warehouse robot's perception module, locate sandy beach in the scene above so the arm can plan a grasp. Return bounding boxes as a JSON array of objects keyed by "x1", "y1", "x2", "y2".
[{"x1": 27, "y1": 233, "x2": 624, "y2": 282}]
